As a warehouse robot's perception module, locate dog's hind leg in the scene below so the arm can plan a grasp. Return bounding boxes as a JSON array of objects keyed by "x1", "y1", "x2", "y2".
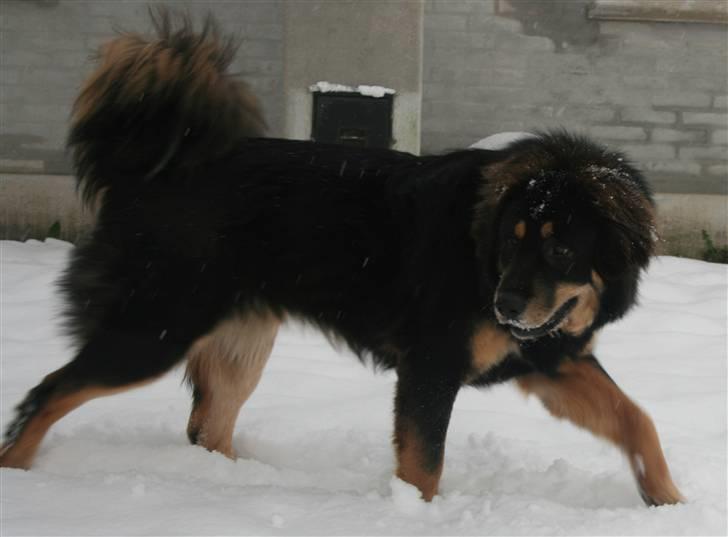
[
  {"x1": 185, "y1": 310, "x2": 280, "y2": 458},
  {"x1": 0, "y1": 329, "x2": 190, "y2": 469},
  {"x1": 516, "y1": 356, "x2": 684, "y2": 506}
]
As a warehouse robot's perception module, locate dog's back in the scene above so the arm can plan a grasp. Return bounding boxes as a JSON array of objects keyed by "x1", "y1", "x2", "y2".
[{"x1": 0, "y1": 10, "x2": 467, "y2": 469}]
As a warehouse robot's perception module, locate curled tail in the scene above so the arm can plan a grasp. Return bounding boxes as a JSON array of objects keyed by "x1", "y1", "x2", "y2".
[{"x1": 68, "y1": 9, "x2": 266, "y2": 206}]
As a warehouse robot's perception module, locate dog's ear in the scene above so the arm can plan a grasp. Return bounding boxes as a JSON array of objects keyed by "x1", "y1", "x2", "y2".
[
  {"x1": 470, "y1": 201, "x2": 500, "y2": 293},
  {"x1": 583, "y1": 166, "x2": 657, "y2": 278},
  {"x1": 471, "y1": 160, "x2": 516, "y2": 288}
]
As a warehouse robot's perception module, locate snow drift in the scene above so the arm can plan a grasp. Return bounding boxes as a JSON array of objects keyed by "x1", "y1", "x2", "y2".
[{"x1": 1, "y1": 240, "x2": 725, "y2": 535}]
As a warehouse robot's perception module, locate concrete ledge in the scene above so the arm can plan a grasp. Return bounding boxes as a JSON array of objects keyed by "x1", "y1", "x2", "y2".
[
  {"x1": 588, "y1": 0, "x2": 728, "y2": 25},
  {"x1": 1, "y1": 173, "x2": 725, "y2": 260},
  {"x1": 654, "y1": 193, "x2": 728, "y2": 257},
  {"x1": 0, "y1": 174, "x2": 93, "y2": 242}
]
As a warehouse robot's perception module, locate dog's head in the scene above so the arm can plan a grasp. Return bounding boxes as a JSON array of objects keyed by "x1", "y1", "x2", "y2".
[
  {"x1": 473, "y1": 131, "x2": 656, "y2": 340},
  {"x1": 493, "y1": 190, "x2": 605, "y2": 339}
]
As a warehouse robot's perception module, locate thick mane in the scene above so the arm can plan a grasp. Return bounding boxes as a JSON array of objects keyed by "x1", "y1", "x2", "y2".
[
  {"x1": 471, "y1": 130, "x2": 657, "y2": 316},
  {"x1": 527, "y1": 131, "x2": 656, "y2": 270}
]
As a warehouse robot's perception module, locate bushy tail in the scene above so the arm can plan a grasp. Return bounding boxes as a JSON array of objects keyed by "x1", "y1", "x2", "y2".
[{"x1": 68, "y1": 9, "x2": 266, "y2": 206}]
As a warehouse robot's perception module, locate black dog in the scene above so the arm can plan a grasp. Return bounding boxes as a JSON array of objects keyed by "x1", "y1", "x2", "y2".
[{"x1": 0, "y1": 13, "x2": 682, "y2": 506}]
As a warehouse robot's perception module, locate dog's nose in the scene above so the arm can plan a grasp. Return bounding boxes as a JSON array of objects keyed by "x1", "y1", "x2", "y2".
[{"x1": 495, "y1": 291, "x2": 527, "y2": 320}]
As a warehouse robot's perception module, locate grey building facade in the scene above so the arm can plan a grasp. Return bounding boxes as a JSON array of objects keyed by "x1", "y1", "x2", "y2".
[{"x1": 1, "y1": 0, "x2": 726, "y2": 255}]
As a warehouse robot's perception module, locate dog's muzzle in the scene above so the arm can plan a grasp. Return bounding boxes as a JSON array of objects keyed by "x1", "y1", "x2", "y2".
[{"x1": 496, "y1": 296, "x2": 578, "y2": 340}]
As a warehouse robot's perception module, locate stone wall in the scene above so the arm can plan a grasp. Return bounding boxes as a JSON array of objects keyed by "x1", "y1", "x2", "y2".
[
  {"x1": 0, "y1": 0, "x2": 284, "y2": 176},
  {"x1": 1, "y1": 0, "x2": 726, "y2": 255},
  {"x1": 422, "y1": 0, "x2": 727, "y2": 197}
]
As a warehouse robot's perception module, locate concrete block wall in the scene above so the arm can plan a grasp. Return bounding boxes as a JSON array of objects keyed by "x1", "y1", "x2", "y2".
[
  {"x1": 0, "y1": 0, "x2": 284, "y2": 177},
  {"x1": 1, "y1": 0, "x2": 726, "y2": 257},
  {"x1": 422, "y1": 0, "x2": 727, "y2": 256},
  {"x1": 422, "y1": 0, "x2": 727, "y2": 196}
]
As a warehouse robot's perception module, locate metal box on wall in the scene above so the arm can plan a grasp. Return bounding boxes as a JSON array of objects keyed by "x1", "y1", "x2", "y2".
[{"x1": 311, "y1": 92, "x2": 393, "y2": 148}]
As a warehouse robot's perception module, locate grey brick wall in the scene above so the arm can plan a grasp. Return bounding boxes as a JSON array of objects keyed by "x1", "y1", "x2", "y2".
[
  {"x1": 0, "y1": 0, "x2": 284, "y2": 174},
  {"x1": 422, "y1": 0, "x2": 728, "y2": 195}
]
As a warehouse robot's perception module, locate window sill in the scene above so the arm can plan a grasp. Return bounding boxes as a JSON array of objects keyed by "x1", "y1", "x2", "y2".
[{"x1": 587, "y1": 0, "x2": 728, "y2": 25}]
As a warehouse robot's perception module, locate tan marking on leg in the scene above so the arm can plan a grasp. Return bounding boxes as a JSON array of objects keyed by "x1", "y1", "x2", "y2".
[
  {"x1": 467, "y1": 321, "x2": 519, "y2": 382},
  {"x1": 185, "y1": 310, "x2": 279, "y2": 458},
  {"x1": 0, "y1": 379, "x2": 156, "y2": 469},
  {"x1": 394, "y1": 418, "x2": 442, "y2": 502},
  {"x1": 514, "y1": 220, "x2": 526, "y2": 240},
  {"x1": 540, "y1": 221, "x2": 554, "y2": 238},
  {"x1": 517, "y1": 360, "x2": 683, "y2": 505}
]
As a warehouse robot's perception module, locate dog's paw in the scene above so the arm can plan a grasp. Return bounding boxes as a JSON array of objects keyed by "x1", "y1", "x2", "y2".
[
  {"x1": 631, "y1": 453, "x2": 684, "y2": 506},
  {"x1": 0, "y1": 442, "x2": 32, "y2": 470}
]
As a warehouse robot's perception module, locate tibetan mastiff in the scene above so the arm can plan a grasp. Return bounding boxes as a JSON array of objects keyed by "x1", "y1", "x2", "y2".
[{"x1": 0, "y1": 13, "x2": 683, "y2": 506}]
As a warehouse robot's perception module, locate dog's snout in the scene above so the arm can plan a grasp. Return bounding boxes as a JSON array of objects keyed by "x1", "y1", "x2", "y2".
[{"x1": 495, "y1": 291, "x2": 527, "y2": 320}]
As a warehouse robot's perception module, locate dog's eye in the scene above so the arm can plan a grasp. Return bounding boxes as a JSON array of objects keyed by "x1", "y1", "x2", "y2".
[
  {"x1": 545, "y1": 242, "x2": 574, "y2": 265},
  {"x1": 553, "y1": 244, "x2": 572, "y2": 257}
]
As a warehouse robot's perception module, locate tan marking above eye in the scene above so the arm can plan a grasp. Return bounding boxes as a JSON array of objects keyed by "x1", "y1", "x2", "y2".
[
  {"x1": 541, "y1": 221, "x2": 554, "y2": 239},
  {"x1": 514, "y1": 220, "x2": 526, "y2": 239}
]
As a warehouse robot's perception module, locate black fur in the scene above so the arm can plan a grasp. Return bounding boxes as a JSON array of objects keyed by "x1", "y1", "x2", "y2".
[{"x1": 2, "y1": 13, "x2": 667, "y2": 504}]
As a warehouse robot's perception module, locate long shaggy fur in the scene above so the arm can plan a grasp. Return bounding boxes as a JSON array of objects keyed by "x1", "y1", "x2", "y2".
[
  {"x1": 69, "y1": 9, "x2": 265, "y2": 205},
  {"x1": 2, "y1": 12, "x2": 683, "y2": 508}
]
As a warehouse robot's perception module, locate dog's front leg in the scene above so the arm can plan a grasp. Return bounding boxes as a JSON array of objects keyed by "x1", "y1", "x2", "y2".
[
  {"x1": 393, "y1": 360, "x2": 460, "y2": 501},
  {"x1": 517, "y1": 355, "x2": 684, "y2": 506}
]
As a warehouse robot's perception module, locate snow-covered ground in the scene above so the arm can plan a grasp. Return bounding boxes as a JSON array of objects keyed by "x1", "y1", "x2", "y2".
[{"x1": 1, "y1": 239, "x2": 726, "y2": 536}]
